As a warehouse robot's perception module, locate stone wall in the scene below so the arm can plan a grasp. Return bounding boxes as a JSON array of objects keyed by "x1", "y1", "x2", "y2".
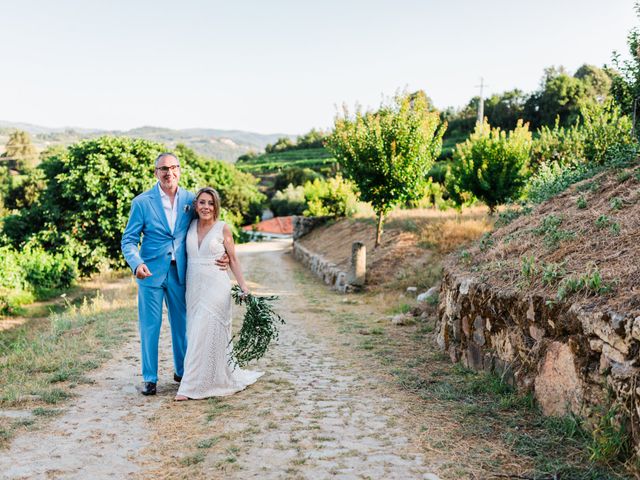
[
  {"x1": 437, "y1": 269, "x2": 639, "y2": 442},
  {"x1": 292, "y1": 242, "x2": 353, "y2": 293}
]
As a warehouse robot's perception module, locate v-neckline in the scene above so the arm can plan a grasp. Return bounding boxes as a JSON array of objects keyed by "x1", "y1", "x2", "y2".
[{"x1": 196, "y1": 220, "x2": 218, "y2": 252}]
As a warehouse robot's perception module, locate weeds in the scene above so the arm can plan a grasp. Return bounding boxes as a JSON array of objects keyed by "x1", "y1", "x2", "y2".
[
  {"x1": 577, "y1": 196, "x2": 588, "y2": 209},
  {"x1": 609, "y1": 197, "x2": 623, "y2": 210},
  {"x1": 479, "y1": 232, "x2": 494, "y2": 251},
  {"x1": 533, "y1": 214, "x2": 575, "y2": 249},
  {"x1": 520, "y1": 256, "x2": 537, "y2": 282},
  {"x1": 589, "y1": 406, "x2": 632, "y2": 464},
  {"x1": 557, "y1": 267, "x2": 613, "y2": 300},
  {"x1": 495, "y1": 205, "x2": 532, "y2": 227},
  {"x1": 541, "y1": 262, "x2": 566, "y2": 286},
  {"x1": 595, "y1": 215, "x2": 611, "y2": 229},
  {"x1": 617, "y1": 170, "x2": 632, "y2": 182}
]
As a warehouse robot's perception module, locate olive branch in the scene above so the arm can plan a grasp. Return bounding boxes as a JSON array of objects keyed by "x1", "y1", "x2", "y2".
[{"x1": 229, "y1": 284, "x2": 285, "y2": 367}]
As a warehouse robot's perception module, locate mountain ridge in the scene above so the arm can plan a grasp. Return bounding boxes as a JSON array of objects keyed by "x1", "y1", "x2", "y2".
[{"x1": 0, "y1": 120, "x2": 295, "y2": 162}]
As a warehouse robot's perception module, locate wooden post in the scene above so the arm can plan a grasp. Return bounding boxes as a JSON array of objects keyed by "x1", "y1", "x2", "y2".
[{"x1": 349, "y1": 241, "x2": 366, "y2": 287}]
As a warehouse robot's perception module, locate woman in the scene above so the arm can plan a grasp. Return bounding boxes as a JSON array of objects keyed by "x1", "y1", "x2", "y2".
[{"x1": 175, "y1": 187, "x2": 263, "y2": 400}]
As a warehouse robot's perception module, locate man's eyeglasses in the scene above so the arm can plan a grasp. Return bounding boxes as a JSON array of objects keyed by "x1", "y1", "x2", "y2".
[{"x1": 156, "y1": 165, "x2": 180, "y2": 173}]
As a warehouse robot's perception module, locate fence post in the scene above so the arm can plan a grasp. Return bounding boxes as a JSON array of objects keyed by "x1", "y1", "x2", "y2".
[{"x1": 348, "y1": 241, "x2": 366, "y2": 287}]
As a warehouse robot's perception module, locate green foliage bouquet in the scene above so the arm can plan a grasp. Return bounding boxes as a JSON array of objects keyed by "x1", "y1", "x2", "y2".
[{"x1": 230, "y1": 285, "x2": 285, "y2": 367}]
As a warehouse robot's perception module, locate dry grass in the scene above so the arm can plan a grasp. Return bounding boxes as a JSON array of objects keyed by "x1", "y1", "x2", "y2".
[
  {"x1": 448, "y1": 163, "x2": 640, "y2": 315},
  {"x1": 0, "y1": 277, "x2": 138, "y2": 447},
  {"x1": 298, "y1": 206, "x2": 492, "y2": 291}
]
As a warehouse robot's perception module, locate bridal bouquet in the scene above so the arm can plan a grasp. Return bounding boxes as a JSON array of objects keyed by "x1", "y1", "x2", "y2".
[{"x1": 230, "y1": 285, "x2": 285, "y2": 367}]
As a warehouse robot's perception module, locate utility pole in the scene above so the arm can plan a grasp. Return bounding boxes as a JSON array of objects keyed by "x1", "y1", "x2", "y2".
[{"x1": 475, "y1": 77, "x2": 487, "y2": 127}]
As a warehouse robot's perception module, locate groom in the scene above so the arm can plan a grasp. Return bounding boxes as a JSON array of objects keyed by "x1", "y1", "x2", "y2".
[{"x1": 121, "y1": 152, "x2": 226, "y2": 395}]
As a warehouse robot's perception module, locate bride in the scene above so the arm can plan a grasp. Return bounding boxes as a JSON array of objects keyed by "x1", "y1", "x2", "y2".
[{"x1": 175, "y1": 187, "x2": 263, "y2": 400}]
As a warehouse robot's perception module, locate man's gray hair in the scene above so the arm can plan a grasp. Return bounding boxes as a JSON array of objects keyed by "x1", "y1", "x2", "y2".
[{"x1": 154, "y1": 152, "x2": 180, "y2": 168}]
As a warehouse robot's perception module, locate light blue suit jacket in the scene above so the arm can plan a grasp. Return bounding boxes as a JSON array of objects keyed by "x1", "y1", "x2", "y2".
[{"x1": 121, "y1": 184, "x2": 195, "y2": 288}]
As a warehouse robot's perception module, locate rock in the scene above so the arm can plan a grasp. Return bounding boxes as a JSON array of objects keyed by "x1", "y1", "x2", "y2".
[
  {"x1": 417, "y1": 286, "x2": 439, "y2": 303},
  {"x1": 473, "y1": 316, "x2": 486, "y2": 346},
  {"x1": 589, "y1": 338, "x2": 604, "y2": 352},
  {"x1": 391, "y1": 314, "x2": 407, "y2": 326},
  {"x1": 459, "y1": 277, "x2": 473, "y2": 295},
  {"x1": 631, "y1": 316, "x2": 640, "y2": 341},
  {"x1": 534, "y1": 342, "x2": 583, "y2": 417},
  {"x1": 406, "y1": 286, "x2": 418, "y2": 296},
  {"x1": 599, "y1": 353, "x2": 611, "y2": 374},
  {"x1": 610, "y1": 361, "x2": 639, "y2": 379},
  {"x1": 602, "y1": 343, "x2": 627, "y2": 364},
  {"x1": 529, "y1": 324, "x2": 545, "y2": 342}
]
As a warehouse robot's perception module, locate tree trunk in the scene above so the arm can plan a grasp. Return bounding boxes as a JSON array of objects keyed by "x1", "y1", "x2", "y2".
[{"x1": 375, "y1": 211, "x2": 384, "y2": 248}]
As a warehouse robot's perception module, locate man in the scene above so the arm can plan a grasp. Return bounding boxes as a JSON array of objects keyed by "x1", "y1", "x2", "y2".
[{"x1": 121, "y1": 152, "x2": 226, "y2": 395}]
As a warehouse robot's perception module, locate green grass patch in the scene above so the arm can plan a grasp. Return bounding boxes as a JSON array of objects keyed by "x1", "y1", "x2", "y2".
[{"x1": 0, "y1": 288, "x2": 136, "y2": 409}]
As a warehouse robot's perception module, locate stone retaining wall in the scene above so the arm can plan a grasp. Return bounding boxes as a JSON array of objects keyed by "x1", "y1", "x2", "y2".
[
  {"x1": 437, "y1": 269, "x2": 639, "y2": 443},
  {"x1": 292, "y1": 242, "x2": 352, "y2": 293}
]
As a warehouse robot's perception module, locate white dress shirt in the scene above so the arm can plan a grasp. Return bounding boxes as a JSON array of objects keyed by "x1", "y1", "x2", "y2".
[{"x1": 158, "y1": 183, "x2": 179, "y2": 260}]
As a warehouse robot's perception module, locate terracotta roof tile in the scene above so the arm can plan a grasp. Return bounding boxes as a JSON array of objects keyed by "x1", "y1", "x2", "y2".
[{"x1": 242, "y1": 216, "x2": 293, "y2": 235}]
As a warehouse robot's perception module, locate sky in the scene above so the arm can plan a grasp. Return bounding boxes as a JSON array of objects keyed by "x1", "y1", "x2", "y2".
[{"x1": 0, "y1": 0, "x2": 636, "y2": 135}]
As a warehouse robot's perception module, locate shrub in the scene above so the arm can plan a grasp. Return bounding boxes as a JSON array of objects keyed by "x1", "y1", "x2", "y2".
[
  {"x1": 270, "y1": 184, "x2": 306, "y2": 217},
  {"x1": 580, "y1": 100, "x2": 634, "y2": 164},
  {"x1": 448, "y1": 120, "x2": 532, "y2": 213},
  {"x1": 530, "y1": 119, "x2": 585, "y2": 169},
  {"x1": 303, "y1": 176, "x2": 358, "y2": 217},
  {"x1": 0, "y1": 245, "x2": 77, "y2": 314}
]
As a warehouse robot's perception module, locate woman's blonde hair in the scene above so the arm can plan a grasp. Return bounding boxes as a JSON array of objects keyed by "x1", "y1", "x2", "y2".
[{"x1": 193, "y1": 187, "x2": 221, "y2": 221}]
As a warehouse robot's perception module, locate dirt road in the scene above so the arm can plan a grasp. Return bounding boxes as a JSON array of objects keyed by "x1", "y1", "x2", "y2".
[{"x1": 1, "y1": 240, "x2": 442, "y2": 480}]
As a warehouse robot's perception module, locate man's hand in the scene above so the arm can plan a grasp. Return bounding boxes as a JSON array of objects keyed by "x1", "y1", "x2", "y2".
[
  {"x1": 216, "y1": 253, "x2": 230, "y2": 271},
  {"x1": 135, "y1": 263, "x2": 153, "y2": 279}
]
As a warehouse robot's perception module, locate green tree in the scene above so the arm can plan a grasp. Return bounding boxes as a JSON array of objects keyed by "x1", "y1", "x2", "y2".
[
  {"x1": 448, "y1": 120, "x2": 532, "y2": 213},
  {"x1": 523, "y1": 65, "x2": 613, "y2": 130},
  {"x1": 328, "y1": 92, "x2": 446, "y2": 246},
  {"x1": 3, "y1": 130, "x2": 38, "y2": 170},
  {"x1": 483, "y1": 89, "x2": 527, "y2": 130},
  {"x1": 3, "y1": 137, "x2": 166, "y2": 274},
  {"x1": 609, "y1": 1, "x2": 640, "y2": 125}
]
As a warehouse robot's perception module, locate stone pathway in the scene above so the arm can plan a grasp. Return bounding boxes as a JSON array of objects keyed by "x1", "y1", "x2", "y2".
[{"x1": 1, "y1": 240, "x2": 442, "y2": 480}]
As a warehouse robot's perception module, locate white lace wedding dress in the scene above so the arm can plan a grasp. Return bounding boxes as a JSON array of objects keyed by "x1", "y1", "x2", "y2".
[{"x1": 176, "y1": 220, "x2": 263, "y2": 399}]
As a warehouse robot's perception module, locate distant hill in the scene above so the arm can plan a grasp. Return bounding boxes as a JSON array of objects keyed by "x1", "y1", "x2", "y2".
[{"x1": 0, "y1": 121, "x2": 294, "y2": 162}]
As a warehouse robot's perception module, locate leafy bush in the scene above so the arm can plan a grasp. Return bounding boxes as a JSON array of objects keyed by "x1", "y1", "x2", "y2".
[
  {"x1": 0, "y1": 245, "x2": 76, "y2": 314},
  {"x1": 579, "y1": 100, "x2": 635, "y2": 164},
  {"x1": 2, "y1": 138, "x2": 263, "y2": 275},
  {"x1": 530, "y1": 119, "x2": 585, "y2": 169},
  {"x1": 269, "y1": 176, "x2": 358, "y2": 218},
  {"x1": 448, "y1": 120, "x2": 532, "y2": 213},
  {"x1": 303, "y1": 176, "x2": 358, "y2": 217},
  {"x1": 270, "y1": 184, "x2": 306, "y2": 217},
  {"x1": 525, "y1": 143, "x2": 639, "y2": 205}
]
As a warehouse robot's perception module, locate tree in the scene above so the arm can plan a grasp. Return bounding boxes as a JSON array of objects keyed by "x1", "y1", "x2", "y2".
[
  {"x1": 483, "y1": 89, "x2": 527, "y2": 131},
  {"x1": 448, "y1": 120, "x2": 532, "y2": 214},
  {"x1": 609, "y1": 1, "x2": 640, "y2": 125},
  {"x1": 328, "y1": 92, "x2": 446, "y2": 246},
  {"x1": 523, "y1": 65, "x2": 613, "y2": 130},
  {"x1": 3, "y1": 130, "x2": 38, "y2": 170}
]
